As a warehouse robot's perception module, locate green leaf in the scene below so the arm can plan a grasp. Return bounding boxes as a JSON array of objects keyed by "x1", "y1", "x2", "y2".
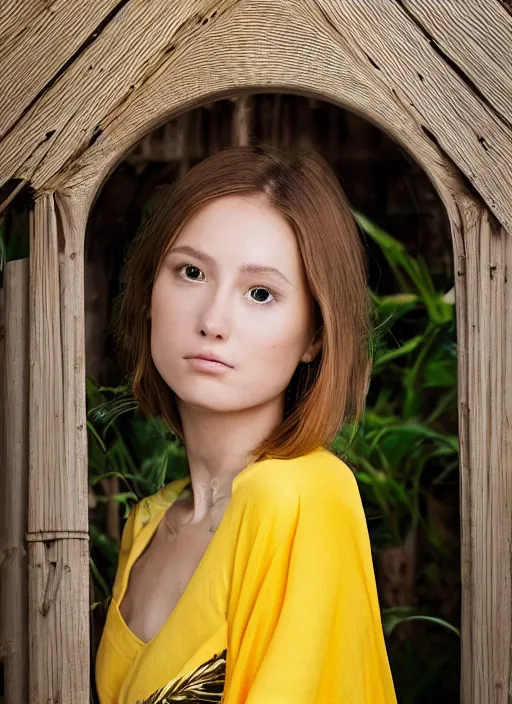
[
  {"x1": 382, "y1": 608, "x2": 460, "y2": 638},
  {"x1": 87, "y1": 420, "x2": 107, "y2": 453},
  {"x1": 95, "y1": 491, "x2": 138, "y2": 505},
  {"x1": 89, "y1": 524, "x2": 119, "y2": 565},
  {"x1": 373, "y1": 335, "x2": 423, "y2": 369},
  {"x1": 90, "y1": 557, "x2": 111, "y2": 599}
]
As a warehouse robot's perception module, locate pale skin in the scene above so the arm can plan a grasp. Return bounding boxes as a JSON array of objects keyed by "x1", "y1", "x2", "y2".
[{"x1": 119, "y1": 193, "x2": 322, "y2": 643}]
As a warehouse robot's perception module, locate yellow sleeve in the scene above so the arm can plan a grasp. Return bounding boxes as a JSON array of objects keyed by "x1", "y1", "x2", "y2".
[
  {"x1": 224, "y1": 459, "x2": 397, "y2": 703},
  {"x1": 111, "y1": 503, "x2": 138, "y2": 603},
  {"x1": 110, "y1": 477, "x2": 191, "y2": 601},
  {"x1": 95, "y1": 504, "x2": 139, "y2": 704}
]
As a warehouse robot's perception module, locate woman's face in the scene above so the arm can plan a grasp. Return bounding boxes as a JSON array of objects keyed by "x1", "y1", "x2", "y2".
[{"x1": 150, "y1": 193, "x2": 320, "y2": 415}]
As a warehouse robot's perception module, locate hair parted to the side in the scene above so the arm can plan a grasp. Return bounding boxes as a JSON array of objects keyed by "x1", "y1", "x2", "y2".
[{"x1": 113, "y1": 143, "x2": 371, "y2": 463}]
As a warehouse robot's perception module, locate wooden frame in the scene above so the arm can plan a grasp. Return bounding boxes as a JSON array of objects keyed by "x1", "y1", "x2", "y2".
[
  {"x1": 0, "y1": 2, "x2": 511, "y2": 702},
  {"x1": 1, "y1": 260, "x2": 29, "y2": 702}
]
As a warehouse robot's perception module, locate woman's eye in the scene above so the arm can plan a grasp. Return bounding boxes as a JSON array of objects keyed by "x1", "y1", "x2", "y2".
[
  {"x1": 176, "y1": 266, "x2": 275, "y2": 303},
  {"x1": 248, "y1": 287, "x2": 275, "y2": 304},
  {"x1": 179, "y1": 264, "x2": 205, "y2": 281}
]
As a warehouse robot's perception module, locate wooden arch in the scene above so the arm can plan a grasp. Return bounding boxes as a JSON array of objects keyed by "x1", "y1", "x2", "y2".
[{"x1": 0, "y1": 2, "x2": 511, "y2": 702}]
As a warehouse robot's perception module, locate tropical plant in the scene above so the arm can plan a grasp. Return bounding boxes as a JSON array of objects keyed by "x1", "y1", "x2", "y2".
[
  {"x1": 87, "y1": 378, "x2": 188, "y2": 606},
  {"x1": 338, "y1": 212, "x2": 460, "y2": 702},
  {"x1": 334, "y1": 212, "x2": 458, "y2": 548}
]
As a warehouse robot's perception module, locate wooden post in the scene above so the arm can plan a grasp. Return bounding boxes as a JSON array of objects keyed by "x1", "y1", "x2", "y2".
[
  {"x1": 27, "y1": 192, "x2": 89, "y2": 703},
  {"x1": 232, "y1": 95, "x2": 252, "y2": 147},
  {"x1": 455, "y1": 205, "x2": 512, "y2": 703},
  {"x1": 0, "y1": 259, "x2": 29, "y2": 702}
]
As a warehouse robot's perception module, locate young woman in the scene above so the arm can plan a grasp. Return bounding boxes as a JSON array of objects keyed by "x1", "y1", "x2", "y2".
[{"x1": 95, "y1": 144, "x2": 397, "y2": 703}]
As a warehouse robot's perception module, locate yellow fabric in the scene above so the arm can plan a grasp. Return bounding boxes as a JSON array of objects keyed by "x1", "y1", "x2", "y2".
[{"x1": 95, "y1": 447, "x2": 397, "y2": 703}]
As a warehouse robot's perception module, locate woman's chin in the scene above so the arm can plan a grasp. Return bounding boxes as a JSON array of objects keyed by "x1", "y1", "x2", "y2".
[{"x1": 176, "y1": 393, "x2": 245, "y2": 415}]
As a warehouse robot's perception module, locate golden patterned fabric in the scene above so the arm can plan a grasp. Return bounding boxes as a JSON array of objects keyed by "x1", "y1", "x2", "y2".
[{"x1": 137, "y1": 649, "x2": 227, "y2": 703}]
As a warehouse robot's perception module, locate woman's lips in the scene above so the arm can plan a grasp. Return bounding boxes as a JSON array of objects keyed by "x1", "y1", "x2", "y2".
[{"x1": 185, "y1": 357, "x2": 233, "y2": 374}]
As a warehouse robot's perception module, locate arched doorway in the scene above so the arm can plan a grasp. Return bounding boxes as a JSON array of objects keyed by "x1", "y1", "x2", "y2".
[{"x1": 86, "y1": 92, "x2": 458, "y2": 703}]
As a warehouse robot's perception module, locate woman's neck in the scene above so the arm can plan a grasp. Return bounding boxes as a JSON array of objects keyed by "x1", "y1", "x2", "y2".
[{"x1": 176, "y1": 395, "x2": 284, "y2": 520}]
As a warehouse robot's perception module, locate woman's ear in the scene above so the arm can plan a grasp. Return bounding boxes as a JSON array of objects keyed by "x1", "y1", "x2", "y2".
[{"x1": 301, "y1": 335, "x2": 322, "y2": 364}]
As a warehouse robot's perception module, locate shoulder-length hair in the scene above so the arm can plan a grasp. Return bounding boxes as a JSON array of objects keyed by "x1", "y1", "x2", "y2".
[{"x1": 114, "y1": 144, "x2": 371, "y2": 462}]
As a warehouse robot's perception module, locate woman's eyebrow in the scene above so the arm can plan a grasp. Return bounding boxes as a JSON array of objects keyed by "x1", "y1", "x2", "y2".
[
  {"x1": 239, "y1": 263, "x2": 293, "y2": 287},
  {"x1": 168, "y1": 245, "x2": 214, "y2": 265},
  {"x1": 168, "y1": 245, "x2": 293, "y2": 287}
]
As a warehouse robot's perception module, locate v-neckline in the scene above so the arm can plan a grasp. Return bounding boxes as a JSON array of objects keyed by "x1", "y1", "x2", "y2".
[{"x1": 113, "y1": 458, "x2": 261, "y2": 647}]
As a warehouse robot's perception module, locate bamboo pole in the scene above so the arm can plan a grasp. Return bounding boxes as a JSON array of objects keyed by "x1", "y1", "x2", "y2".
[{"x1": 0, "y1": 259, "x2": 29, "y2": 703}]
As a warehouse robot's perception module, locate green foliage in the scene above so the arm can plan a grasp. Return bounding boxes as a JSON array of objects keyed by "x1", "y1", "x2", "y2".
[
  {"x1": 333, "y1": 212, "x2": 458, "y2": 547},
  {"x1": 87, "y1": 379, "x2": 189, "y2": 616},
  {"x1": 337, "y1": 212, "x2": 460, "y2": 702},
  {"x1": 87, "y1": 379, "x2": 188, "y2": 517}
]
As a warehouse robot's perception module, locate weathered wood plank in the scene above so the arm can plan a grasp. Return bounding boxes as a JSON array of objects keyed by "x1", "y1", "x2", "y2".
[
  {"x1": 28, "y1": 539, "x2": 89, "y2": 703},
  {"x1": 0, "y1": 0, "x2": 510, "y2": 230},
  {"x1": 232, "y1": 95, "x2": 252, "y2": 146},
  {"x1": 41, "y1": 0, "x2": 464, "y2": 222},
  {"x1": 28, "y1": 193, "x2": 87, "y2": 533},
  {"x1": 28, "y1": 192, "x2": 89, "y2": 701},
  {"x1": 314, "y1": 0, "x2": 512, "y2": 228},
  {"x1": 29, "y1": 195, "x2": 66, "y2": 533},
  {"x1": 0, "y1": 0, "x2": 233, "y2": 189},
  {"x1": 401, "y1": 0, "x2": 512, "y2": 126},
  {"x1": 0, "y1": 260, "x2": 29, "y2": 703},
  {"x1": 54, "y1": 188, "x2": 89, "y2": 529},
  {"x1": 456, "y1": 204, "x2": 512, "y2": 704},
  {"x1": 0, "y1": 0, "x2": 121, "y2": 139}
]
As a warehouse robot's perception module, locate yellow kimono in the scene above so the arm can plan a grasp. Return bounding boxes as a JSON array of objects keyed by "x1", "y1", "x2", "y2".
[{"x1": 95, "y1": 446, "x2": 397, "y2": 703}]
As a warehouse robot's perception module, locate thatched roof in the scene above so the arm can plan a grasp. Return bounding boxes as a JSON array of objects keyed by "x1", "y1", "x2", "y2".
[{"x1": 0, "y1": 0, "x2": 511, "y2": 230}]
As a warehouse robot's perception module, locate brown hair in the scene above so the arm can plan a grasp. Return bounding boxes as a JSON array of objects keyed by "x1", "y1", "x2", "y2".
[{"x1": 114, "y1": 144, "x2": 371, "y2": 462}]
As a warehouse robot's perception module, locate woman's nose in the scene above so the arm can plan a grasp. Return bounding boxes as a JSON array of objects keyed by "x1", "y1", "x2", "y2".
[{"x1": 197, "y1": 293, "x2": 231, "y2": 339}]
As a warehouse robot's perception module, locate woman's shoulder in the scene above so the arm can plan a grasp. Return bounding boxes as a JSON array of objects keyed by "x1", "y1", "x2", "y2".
[
  {"x1": 229, "y1": 447, "x2": 368, "y2": 560},
  {"x1": 234, "y1": 446, "x2": 362, "y2": 516},
  {"x1": 124, "y1": 476, "x2": 191, "y2": 542}
]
